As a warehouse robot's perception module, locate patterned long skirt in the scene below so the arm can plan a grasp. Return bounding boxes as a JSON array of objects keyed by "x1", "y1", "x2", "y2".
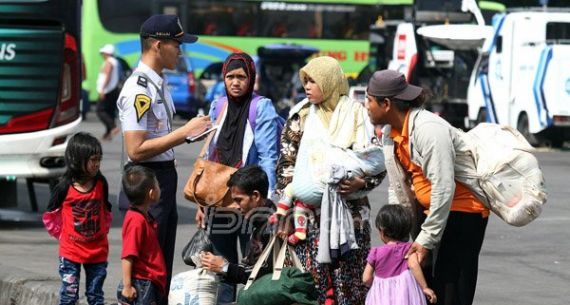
[{"x1": 293, "y1": 205, "x2": 371, "y2": 305}]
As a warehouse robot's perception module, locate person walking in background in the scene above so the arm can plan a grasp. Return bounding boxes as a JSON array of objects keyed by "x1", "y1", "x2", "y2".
[
  {"x1": 274, "y1": 56, "x2": 386, "y2": 305},
  {"x1": 363, "y1": 204, "x2": 437, "y2": 305},
  {"x1": 365, "y1": 70, "x2": 489, "y2": 305},
  {"x1": 42, "y1": 132, "x2": 112, "y2": 305},
  {"x1": 116, "y1": 14, "x2": 211, "y2": 304},
  {"x1": 117, "y1": 166, "x2": 166, "y2": 305},
  {"x1": 96, "y1": 44, "x2": 121, "y2": 141},
  {"x1": 194, "y1": 52, "x2": 281, "y2": 303}
]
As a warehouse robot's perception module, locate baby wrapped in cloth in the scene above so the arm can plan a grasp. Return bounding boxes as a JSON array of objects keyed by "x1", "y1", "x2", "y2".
[{"x1": 271, "y1": 96, "x2": 385, "y2": 263}]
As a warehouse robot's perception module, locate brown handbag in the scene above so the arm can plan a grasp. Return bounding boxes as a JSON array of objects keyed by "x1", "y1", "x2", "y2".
[{"x1": 184, "y1": 104, "x2": 237, "y2": 207}]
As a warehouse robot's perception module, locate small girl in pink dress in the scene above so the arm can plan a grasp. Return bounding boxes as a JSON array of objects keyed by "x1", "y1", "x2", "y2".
[{"x1": 363, "y1": 204, "x2": 437, "y2": 305}]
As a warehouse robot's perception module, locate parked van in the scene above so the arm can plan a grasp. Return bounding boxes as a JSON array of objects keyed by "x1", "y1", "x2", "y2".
[
  {"x1": 384, "y1": 0, "x2": 502, "y2": 129},
  {"x1": 467, "y1": 9, "x2": 570, "y2": 147}
]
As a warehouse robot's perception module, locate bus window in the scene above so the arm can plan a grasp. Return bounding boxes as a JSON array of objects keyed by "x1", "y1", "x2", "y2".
[
  {"x1": 97, "y1": 0, "x2": 151, "y2": 33},
  {"x1": 186, "y1": 1, "x2": 379, "y2": 40}
]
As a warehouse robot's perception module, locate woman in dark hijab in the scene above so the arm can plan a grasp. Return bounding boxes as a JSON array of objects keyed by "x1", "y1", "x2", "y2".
[
  {"x1": 195, "y1": 52, "x2": 280, "y2": 303},
  {"x1": 214, "y1": 53, "x2": 257, "y2": 167}
]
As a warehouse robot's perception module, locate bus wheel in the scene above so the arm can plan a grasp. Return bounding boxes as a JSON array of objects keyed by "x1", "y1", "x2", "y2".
[
  {"x1": 517, "y1": 113, "x2": 539, "y2": 146},
  {"x1": 476, "y1": 108, "x2": 487, "y2": 125}
]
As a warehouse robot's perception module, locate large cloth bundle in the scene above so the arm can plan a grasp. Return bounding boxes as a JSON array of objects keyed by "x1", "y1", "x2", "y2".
[
  {"x1": 169, "y1": 268, "x2": 219, "y2": 305},
  {"x1": 289, "y1": 103, "x2": 385, "y2": 206},
  {"x1": 291, "y1": 143, "x2": 385, "y2": 206},
  {"x1": 466, "y1": 123, "x2": 547, "y2": 226}
]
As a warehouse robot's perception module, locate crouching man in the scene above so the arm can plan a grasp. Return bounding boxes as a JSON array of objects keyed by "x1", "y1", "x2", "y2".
[{"x1": 200, "y1": 165, "x2": 276, "y2": 291}]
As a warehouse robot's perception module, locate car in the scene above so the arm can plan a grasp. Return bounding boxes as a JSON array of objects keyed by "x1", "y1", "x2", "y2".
[
  {"x1": 164, "y1": 55, "x2": 206, "y2": 118},
  {"x1": 198, "y1": 61, "x2": 224, "y2": 105}
]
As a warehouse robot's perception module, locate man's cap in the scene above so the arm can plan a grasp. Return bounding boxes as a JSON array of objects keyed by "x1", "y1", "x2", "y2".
[
  {"x1": 99, "y1": 44, "x2": 115, "y2": 55},
  {"x1": 140, "y1": 14, "x2": 198, "y2": 43},
  {"x1": 367, "y1": 70, "x2": 422, "y2": 101}
]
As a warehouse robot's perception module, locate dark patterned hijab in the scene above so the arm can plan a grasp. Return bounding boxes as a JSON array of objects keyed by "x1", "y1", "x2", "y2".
[{"x1": 216, "y1": 53, "x2": 257, "y2": 167}]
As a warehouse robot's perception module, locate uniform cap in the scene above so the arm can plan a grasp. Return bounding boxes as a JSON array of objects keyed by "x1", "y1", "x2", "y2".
[
  {"x1": 367, "y1": 70, "x2": 422, "y2": 101},
  {"x1": 140, "y1": 14, "x2": 198, "y2": 43}
]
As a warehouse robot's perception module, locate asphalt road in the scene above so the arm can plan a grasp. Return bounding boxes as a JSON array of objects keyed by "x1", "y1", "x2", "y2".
[{"x1": 0, "y1": 113, "x2": 568, "y2": 304}]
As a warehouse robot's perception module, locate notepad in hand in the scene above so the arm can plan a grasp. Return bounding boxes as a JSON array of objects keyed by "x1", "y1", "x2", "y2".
[{"x1": 185, "y1": 125, "x2": 218, "y2": 143}]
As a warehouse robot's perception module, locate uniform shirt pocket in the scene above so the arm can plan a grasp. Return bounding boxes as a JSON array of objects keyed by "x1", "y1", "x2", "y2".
[{"x1": 151, "y1": 102, "x2": 169, "y2": 132}]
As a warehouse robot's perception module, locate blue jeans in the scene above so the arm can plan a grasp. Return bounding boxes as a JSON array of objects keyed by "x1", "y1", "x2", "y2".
[
  {"x1": 117, "y1": 279, "x2": 160, "y2": 305},
  {"x1": 58, "y1": 257, "x2": 107, "y2": 305}
]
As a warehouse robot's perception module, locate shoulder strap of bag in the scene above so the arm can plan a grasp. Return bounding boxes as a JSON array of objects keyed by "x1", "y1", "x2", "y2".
[
  {"x1": 272, "y1": 237, "x2": 304, "y2": 280},
  {"x1": 244, "y1": 233, "x2": 277, "y2": 290},
  {"x1": 214, "y1": 97, "x2": 227, "y2": 119},
  {"x1": 197, "y1": 101, "x2": 227, "y2": 159},
  {"x1": 247, "y1": 95, "x2": 263, "y2": 131}
]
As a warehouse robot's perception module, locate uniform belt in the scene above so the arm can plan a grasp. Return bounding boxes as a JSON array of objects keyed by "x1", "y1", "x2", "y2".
[{"x1": 128, "y1": 160, "x2": 175, "y2": 171}]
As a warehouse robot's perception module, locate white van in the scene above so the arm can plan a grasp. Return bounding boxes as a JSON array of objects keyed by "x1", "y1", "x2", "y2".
[
  {"x1": 384, "y1": 0, "x2": 500, "y2": 129},
  {"x1": 466, "y1": 9, "x2": 570, "y2": 147}
]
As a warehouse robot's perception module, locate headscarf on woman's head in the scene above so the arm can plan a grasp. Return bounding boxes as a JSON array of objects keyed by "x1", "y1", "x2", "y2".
[
  {"x1": 216, "y1": 52, "x2": 257, "y2": 167},
  {"x1": 222, "y1": 53, "x2": 256, "y2": 102},
  {"x1": 299, "y1": 56, "x2": 349, "y2": 128}
]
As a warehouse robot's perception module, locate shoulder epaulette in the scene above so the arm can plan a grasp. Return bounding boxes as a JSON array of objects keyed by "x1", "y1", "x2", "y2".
[{"x1": 137, "y1": 76, "x2": 148, "y2": 88}]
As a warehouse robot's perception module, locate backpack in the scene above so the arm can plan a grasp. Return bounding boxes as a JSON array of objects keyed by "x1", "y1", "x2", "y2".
[
  {"x1": 115, "y1": 56, "x2": 132, "y2": 90},
  {"x1": 214, "y1": 94, "x2": 285, "y2": 147},
  {"x1": 465, "y1": 123, "x2": 547, "y2": 226}
]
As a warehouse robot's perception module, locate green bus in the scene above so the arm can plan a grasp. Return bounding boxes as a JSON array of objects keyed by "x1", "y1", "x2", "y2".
[{"x1": 82, "y1": 0, "x2": 413, "y2": 102}]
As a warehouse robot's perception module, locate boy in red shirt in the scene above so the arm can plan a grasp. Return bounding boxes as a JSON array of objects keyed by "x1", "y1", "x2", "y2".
[{"x1": 117, "y1": 165, "x2": 166, "y2": 305}]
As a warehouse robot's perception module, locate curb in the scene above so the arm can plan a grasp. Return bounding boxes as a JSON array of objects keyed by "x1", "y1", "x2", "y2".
[
  {"x1": 0, "y1": 264, "x2": 60, "y2": 305},
  {"x1": 0, "y1": 264, "x2": 115, "y2": 305}
]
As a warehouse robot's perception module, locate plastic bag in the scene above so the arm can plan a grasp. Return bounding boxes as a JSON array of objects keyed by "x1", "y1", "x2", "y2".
[
  {"x1": 466, "y1": 123, "x2": 547, "y2": 226},
  {"x1": 169, "y1": 268, "x2": 219, "y2": 305},
  {"x1": 182, "y1": 229, "x2": 213, "y2": 267}
]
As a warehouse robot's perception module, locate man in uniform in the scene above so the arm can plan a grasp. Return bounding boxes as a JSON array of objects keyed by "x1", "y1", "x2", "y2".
[{"x1": 117, "y1": 14, "x2": 211, "y2": 302}]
